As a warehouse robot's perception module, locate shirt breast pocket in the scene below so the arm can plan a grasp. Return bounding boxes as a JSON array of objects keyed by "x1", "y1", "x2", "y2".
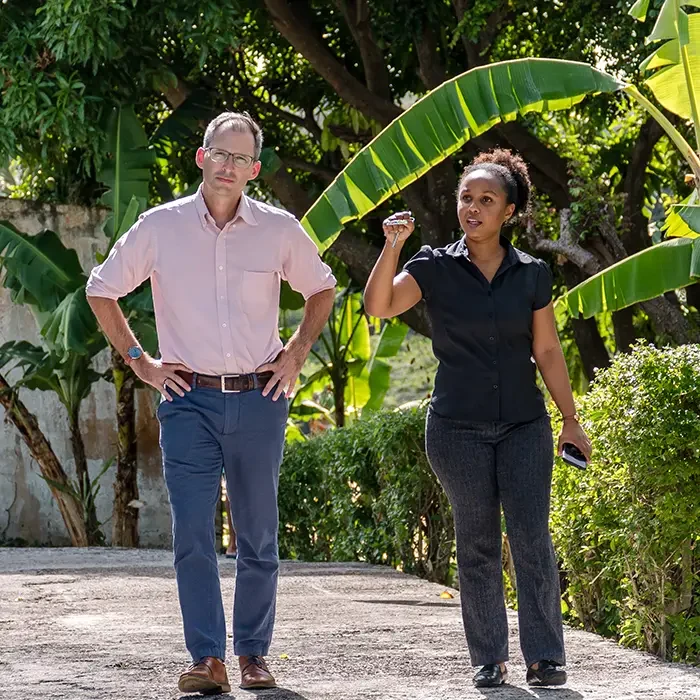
[{"x1": 240, "y1": 270, "x2": 279, "y2": 317}]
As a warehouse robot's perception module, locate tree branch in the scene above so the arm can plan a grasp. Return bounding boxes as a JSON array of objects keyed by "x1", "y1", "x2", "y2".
[
  {"x1": 263, "y1": 0, "x2": 401, "y2": 125},
  {"x1": 494, "y1": 122, "x2": 572, "y2": 208},
  {"x1": 414, "y1": 23, "x2": 449, "y2": 90},
  {"x1": 526, "y1": 210, "x2": 601, "y2": 275},
  {"x1": 262, "y1": 164, "x2": 315, "y2": 219},
  {"x1": 622, "y1": 117, "x2": 665, "y2": 254},
  {"x1": 452, "y1": 0, "x2": 513, "y2": 68},
  {"x1": 332, "y1": 0, "x2": 392, "y2": 99},
  {"x1": 328, "y1": 124, "x2": 373, "y2": 144},
  {"x1": 230, "y1": 51, "x2": 323, "y2": 141},
  {"x1": 282, "y1": 156, "x2": 338, "y2": 183},
  {"x1": 329, "y1": 229, "x2": 432, "y2": 336}
]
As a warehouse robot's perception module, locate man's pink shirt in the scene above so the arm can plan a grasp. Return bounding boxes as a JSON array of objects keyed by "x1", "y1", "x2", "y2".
[{"x1": 86, "y1": 186, "x2": 336, "y2": 375}]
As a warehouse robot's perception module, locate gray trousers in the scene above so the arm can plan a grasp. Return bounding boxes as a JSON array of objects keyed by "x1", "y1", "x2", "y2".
[{"x1": 425, "y1": 409, "x2": 565, "y2": 667}]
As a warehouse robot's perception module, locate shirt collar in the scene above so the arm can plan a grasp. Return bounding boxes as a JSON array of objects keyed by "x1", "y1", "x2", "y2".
[
  {"x1": 194, "y1": 184, "x2": 259, "y2": 229},
  {"x1": 446, "y1": 235, "x2": 523, "y2": 269}
]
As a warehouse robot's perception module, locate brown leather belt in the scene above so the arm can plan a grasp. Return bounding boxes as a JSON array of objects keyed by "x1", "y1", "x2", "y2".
[{"x1": 176, "y1": 370, "x2": 274, "y2": 393}]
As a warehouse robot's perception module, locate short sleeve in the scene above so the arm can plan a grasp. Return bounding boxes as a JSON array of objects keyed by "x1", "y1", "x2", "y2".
[
  {"x1": 86, "y1": 215, "x2": 156, "y2": 300},
  {"x1": 281, "y1": 218, "x2": 337, "y2": 299},
  {"x1": 403, "y1": 245, "x2": 436, "y2": 301},
  {"x1": 533, "y1": 260, "x2": 553, "y2": 310}
]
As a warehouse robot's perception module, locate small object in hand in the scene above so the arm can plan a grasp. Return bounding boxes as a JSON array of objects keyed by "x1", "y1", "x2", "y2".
[
  {"x1": 389, "y1": 218, "x2": 412, "y2": 248},
  {"x1": 562, "y1": 443, "x2": 587, "y2": 470}
]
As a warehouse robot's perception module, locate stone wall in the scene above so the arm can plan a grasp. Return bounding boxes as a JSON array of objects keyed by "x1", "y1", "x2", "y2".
[{"x1": 0, "y1": 198, "x2": 172, "y2": 547}]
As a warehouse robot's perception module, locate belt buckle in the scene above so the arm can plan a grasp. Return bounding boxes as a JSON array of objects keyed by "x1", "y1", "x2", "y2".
[{"x1": 221, "y1": 375, "x2": 241, "y2": 393}]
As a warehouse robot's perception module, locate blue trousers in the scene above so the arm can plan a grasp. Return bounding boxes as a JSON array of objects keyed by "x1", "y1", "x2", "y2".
[{"x1": 158, "y1": 382, "x2": 288, "y2": 661}]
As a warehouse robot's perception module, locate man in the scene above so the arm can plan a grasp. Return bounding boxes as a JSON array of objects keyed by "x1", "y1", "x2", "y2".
[{"x1": 87, "y1": 112, "x2": 336, "y2": 694}]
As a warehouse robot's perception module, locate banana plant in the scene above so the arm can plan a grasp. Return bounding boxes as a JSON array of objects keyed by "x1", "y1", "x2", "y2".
[
  {"x1": 94, "y1": 105, "x2": 156, "y2": 548},
  {"x1": 564, "y1": 0, "x2": 700, "y2": 317},
  {"x1": 0, "y1": 340, "x2": 107, "y2": 544},
  {"x1": 289, "y1": 288, "x2": 408, "y2": 428},
  {"x1": 297, "y1": 11, "x2": 700, "y2": 321},
  {"x1": 0, "y1": 223, "x2": 105, "y2": 545}
]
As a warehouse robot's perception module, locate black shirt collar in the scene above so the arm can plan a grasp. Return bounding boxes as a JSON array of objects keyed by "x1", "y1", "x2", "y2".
[{"x1": 446, "y1": 235, "x2": 525, "y2": 270}]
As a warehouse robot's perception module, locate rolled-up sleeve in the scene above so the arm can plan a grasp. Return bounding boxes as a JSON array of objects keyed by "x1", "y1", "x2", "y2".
[
  {"x1": 282, "y1": 219, "x2": 337, "y2": 299},
  {"x1": 86, "y1": 216, "x2": 155, "y2": 300}
]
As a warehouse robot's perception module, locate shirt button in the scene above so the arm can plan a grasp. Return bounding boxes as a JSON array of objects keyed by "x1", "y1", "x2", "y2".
[
  {"x1": 222, "y1": 323, "x2": 227, "y2": 328},
  {"x1": 493, "y1": 384, "x2": 498, "y2": 390},
  {"x1": 492, "y1": 360, "x2": 497, "y2": 365},
  {"x1": 218, "y1": 266, "x2": 224, "y2": 271},
  {"x1": 226, "y1": 353, "x2": 231, "y2": 358},
  {"x1": 489, "y1": 336, "x2": 495, "y2": 341}
]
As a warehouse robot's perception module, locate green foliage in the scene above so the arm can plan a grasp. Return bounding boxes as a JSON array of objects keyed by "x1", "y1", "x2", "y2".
[
  {"x1": 40, "y1": 456, "x2": 114, "y2": 545},
  {"x1": 279, "y1": 405, "x2": 455, "y2": 584},
  {"x1": 290, "y1": 289, "x2": 407, "y2": 427},
  {"x1": 551, "y1": 342, "x2": 700, "y2": 662}
]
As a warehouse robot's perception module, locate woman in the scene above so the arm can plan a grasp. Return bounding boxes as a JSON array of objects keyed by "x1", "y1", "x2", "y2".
[{"x1": 364, "y1": 149, "x2": 591, "y2": 688}]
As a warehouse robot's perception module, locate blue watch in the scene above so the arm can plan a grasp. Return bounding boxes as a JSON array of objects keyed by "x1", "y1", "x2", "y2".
[{"x1": 126, "y1": 345, "x2": 143, "y2": 363}]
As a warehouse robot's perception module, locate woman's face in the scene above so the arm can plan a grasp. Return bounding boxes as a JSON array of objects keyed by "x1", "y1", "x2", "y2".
[{"x1": 457, "y1": 170, "x2": 515, "y2": 242}]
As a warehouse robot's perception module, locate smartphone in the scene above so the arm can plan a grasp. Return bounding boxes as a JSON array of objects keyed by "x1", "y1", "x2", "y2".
[{"x1": 562, "y1": 442, "x2": 587, "y2": 470}]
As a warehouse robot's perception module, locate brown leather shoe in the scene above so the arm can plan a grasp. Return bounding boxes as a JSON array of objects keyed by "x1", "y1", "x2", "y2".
[
  {"x1": 239, "y1": 655, "x2": 277, "y2": 689},
  {"x1": 178, "y1": 656, "x2": 231, "y2": 694}
]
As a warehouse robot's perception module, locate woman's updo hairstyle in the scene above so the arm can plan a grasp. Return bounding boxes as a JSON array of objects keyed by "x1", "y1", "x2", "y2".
[{"x1": 459, "y1": 148, "x2": 531, "y2": 219}]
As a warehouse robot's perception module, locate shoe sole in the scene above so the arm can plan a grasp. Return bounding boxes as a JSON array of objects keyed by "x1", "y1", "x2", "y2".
[
  {"x1": 178, "y1": 677, "x2": 232, "y2": 694},
  {"x1": 240, "y1": 681, "x2": 278, "y2": 690},
  {"x1": 527, "y1": 675, "x2": 567, "y2": 687}
]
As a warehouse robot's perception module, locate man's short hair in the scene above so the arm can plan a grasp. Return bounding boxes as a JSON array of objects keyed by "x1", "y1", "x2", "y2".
[{"x1": 203, "y1": 112, "x2": 263, "y2": 160}]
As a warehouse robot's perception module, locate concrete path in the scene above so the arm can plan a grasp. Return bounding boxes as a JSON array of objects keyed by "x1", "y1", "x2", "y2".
[{"x1": 0, "y1": 549, "x2": 698, "y2": 700}]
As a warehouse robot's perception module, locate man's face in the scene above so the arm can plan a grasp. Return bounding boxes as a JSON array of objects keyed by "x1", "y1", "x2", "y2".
[{"x1": 195, "y1": 127, "x2": 261, "y2": 197}]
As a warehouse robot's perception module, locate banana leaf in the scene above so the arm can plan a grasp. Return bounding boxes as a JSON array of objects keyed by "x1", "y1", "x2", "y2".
[
  {"x1": 642, "y1": 12, "x2": 700, "y2": 122},
  {"x1": 0, "y1": 222, "x2": 84, "y2": 310},
  {"x1": 301, "y1": 58, "x2": 625, "y2": 252},
  {"x1": 664, "y1": 192, "x2": 700, "y2": 238},
  {"x1": 41, "y1": 286, "x2": 105, "y2": 359},
  {"x1": 99, "y1": 105, "x2": 155, "y2": 247},
  {"x1": 363, "y1": 320, "x2": 409, "y2": 413},
  {"x1": 564, "y1": 237, "x2": 700, "y2": 318}
]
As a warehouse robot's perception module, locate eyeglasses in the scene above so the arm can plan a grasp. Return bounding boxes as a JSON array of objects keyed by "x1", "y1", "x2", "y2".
[{"x1": 205, "y1": 148, "x2": 255, "y2": 168}]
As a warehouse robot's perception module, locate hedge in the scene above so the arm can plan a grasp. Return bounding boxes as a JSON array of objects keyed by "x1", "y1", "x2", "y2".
[
  {"x1": 550, "y1": 342, "x2": 700, "y2": 663},
  {"x1": 279, "y1": 342, "x2": 700, "y2": 663}
]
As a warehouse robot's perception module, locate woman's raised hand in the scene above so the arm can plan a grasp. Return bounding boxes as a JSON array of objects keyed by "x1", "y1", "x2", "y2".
[{"x1": 382, "y1": 211, "x2": 415, "y2": 248}]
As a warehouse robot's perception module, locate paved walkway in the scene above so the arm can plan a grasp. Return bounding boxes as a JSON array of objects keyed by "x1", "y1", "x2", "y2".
[{"x1": 0, "y1": 549, "x2": 698, "y2": 699}]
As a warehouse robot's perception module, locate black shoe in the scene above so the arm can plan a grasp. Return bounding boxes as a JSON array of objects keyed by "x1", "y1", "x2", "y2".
[
  {"x1": 526, "y1": 660, "x2": 567, "y2": 686},
  {"x1": 473, "y1": 664, "x2": 508, "y2": 687}
]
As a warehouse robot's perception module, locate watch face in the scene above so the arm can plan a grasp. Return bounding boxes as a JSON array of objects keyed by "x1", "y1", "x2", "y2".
[{"x1": 127, "y1": 346, "x2": 143, "y2": 360}]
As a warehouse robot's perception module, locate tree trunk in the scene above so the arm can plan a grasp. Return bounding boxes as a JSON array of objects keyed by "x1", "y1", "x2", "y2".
[
  {"x1": 111, "y1": 349, "x2": 140, "y2": 547},
  {"x1": 0, "y1": 373, "x2": 88, "y2": 546},
  {"x1": 685, "y1": 281, "x2": 700, "y2": 311},
  {"x1": 570, "y1": 316, "x2": 611, "y2": 383},
  {"x1": 560, "y1": 263, "x2": 610, "y2": 381},
  {"x1": 612, "y1": 306, "x2": 639, "y2": 353},
  {"x1": 68, "y1": 406, "x2": 103, "y2": 546}
]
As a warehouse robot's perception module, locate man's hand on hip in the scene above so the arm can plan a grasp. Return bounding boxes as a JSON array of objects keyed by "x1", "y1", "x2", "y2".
[
  {"x1": 131, "y1": 357, "x2": 192, "y2": 401},
  {"x1": 256, "y1": 340, "x2": 310, "y2": 401}
]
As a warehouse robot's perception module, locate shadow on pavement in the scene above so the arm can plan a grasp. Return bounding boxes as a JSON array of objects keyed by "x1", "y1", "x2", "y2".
[
  {"x1": 179, "y1": 688, "x2": 310, "y2": 699},
  {"x1": 353, "y1": 598, "x2": 460, "y2": 608},
  {"x1": 476, "y1": 687, "x2": 584, "y2": 699}
]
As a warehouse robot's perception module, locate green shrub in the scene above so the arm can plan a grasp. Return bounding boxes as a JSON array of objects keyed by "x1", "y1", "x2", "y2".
[
  {"x1": 278, "y1": 405, "x2": 455, "y2": 584},
  {"x1": 551, "y1": 342, "x2": 700, "y2": 663}
]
